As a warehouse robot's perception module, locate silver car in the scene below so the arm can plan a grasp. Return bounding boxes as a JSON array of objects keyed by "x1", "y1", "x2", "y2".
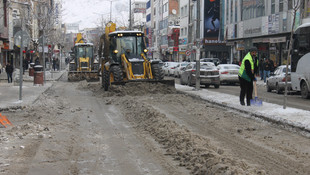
[
  {"x1": 266, "y1": 65, "x2": 292, "y2": 94},
  {"x1": 180, "y1": 62, "x2": 220, "y2": 88},
  {"x1": 217, "y1": 64, "x2": 240, "y2": 85}
]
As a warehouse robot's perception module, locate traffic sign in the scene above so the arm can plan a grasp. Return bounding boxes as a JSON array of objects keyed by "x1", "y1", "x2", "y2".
[
  {"x1": 185, "y1": 50, "x2": 191, "y2": 56},
  {"x1": 14, "y1": 30, "x2": 30, "y2": 48}
]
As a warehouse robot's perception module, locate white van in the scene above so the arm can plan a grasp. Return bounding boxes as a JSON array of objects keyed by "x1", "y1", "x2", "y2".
[{"x1": 291, "y1": 53, "x2": 310, "y2": 99}]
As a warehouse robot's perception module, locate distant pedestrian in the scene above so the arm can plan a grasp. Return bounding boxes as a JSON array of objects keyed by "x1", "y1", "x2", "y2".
[
  {"x1": 238, "y1": 47, "x2": 258, "y2": 106},
  {"x1": 259, "y1": 57, "x2": 264, "y2": 80},
  {"x1": 5, "y1": 62, "x2": 13, "y2": 83},
  {"x1": 263, "y1": 59, "x2": 271, "y2": 83},
  {"x1": 35, "y1": 57, "x2": 40, "y2": 65},
  {"x1": 232, "y1": 58, "x2": 239, "y2": 65}
]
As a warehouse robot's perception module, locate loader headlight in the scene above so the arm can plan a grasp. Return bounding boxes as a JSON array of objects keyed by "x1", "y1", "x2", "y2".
[
  {"x1": 113, "y1": 50, "x2": 118, "y2": 54},
  {"x1": 143, "y1": 49, "x2": 148, "y2": 53}
]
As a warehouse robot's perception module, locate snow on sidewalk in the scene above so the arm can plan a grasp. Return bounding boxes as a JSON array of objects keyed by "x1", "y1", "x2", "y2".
[{"x1": 175, "y1": 84, "x2": 310, "y2": 132}]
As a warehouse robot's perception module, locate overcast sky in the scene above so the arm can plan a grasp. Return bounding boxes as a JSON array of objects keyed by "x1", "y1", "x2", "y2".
[{"x1": 62, "y1": 0, "x2": 131, "y2": 29}]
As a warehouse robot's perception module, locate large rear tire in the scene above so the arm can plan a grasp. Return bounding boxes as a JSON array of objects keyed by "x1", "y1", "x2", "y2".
[
  {"x1": 151, "y1": 64, "x2": 164, "y2": 80},
  {"x1": 110, "y1": 65, "x2": 123, "y2": 82}
]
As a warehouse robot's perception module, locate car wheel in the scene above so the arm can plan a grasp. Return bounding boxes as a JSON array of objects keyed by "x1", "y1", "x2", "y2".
[
  {"x1": 214, "y1": 84, "x2": 220, "y2": 88},
  {"x1": 276, "y1": 84, "x2": 282, "y2": 94},
  {"x1": 205, "y1": 85, "x2": 210, "y2": 88},
  {"x1": 266, "y1": 81, "x2": 272, "y2": 92},
  {"x1": 301, "y1": 81, "x2": 310, "y2": 99}
]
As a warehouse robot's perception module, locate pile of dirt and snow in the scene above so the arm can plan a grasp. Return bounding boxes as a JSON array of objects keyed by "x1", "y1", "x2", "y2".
[
  {"x1": 112, "y1": 97, "x2": 265, "y2": 175},
  {"x1": 81, "y1": 81, "x2": 177, "y2": 97}
]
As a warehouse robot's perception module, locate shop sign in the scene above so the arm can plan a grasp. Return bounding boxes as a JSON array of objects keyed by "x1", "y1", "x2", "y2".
[
  {"x1": 269, "y1": 37, "x2": 286, "y2": 43},
  {"x1": 179, "y1": 51, "x2": 186, "y2": 55},
  {"x1": 226, "y1": 41, "x2": 234, "y2": 46},
  {"x1": 269, "y1": 47, "x2": 276, "y2": 51}
]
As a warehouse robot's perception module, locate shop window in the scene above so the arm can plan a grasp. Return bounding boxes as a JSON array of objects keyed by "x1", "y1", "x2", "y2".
[{"x1": 288, "y1": 0, "x2": 293, "y2": 10}]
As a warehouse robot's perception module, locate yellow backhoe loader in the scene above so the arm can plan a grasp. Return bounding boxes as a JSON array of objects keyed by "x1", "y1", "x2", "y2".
[
  {"x1": 68, "y1": 33, "x2": 99, "y2": 81},
  {"x1": 98, "y1": 22, "x2": 174, "y2": 91}
]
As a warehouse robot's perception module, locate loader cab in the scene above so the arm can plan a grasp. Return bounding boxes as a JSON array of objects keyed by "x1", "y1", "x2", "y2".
[{"x1": 109, "y1": 31, "x2": 148, "y2": 63}]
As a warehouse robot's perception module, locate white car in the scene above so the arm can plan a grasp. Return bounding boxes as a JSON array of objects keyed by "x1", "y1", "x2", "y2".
[
  {"x1": 217, "y1": 64, "x2": 240, "y2": 85},
  {"x1": 163, "y1": 62, "x2": 179, "y2": 76},
  {"x1": 174, "y1": 62, "x2": 190, "y2": 77}
]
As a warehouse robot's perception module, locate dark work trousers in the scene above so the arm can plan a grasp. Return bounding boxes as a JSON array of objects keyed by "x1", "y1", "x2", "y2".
[{"x1": 239, "y1": 76, "x2": 253, "y2": 105}]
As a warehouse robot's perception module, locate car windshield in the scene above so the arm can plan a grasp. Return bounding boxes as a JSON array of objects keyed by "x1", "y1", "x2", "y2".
[
  {"x1": 181, "y1": 63, "x2": 189, "y2": 67},
  {"x1": 282, "y1": 67, "x2": 291, "y2": 73},
  {"x1": 193, "y1": 64, "x2": 214, "y2": 70}
]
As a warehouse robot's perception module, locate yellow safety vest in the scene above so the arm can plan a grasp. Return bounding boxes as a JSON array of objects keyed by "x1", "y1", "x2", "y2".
[{"x1": 238, "y1": 52, "x2": 254, "y2": 82}]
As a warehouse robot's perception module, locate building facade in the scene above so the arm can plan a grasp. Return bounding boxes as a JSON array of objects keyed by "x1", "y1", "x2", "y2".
[{"x1": 225, "y1": 0, "x2": 310, "y2": 66}]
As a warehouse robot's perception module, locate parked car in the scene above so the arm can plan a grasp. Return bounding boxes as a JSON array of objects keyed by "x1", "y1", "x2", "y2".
[
  {"x1": 174, "y1": 62, "x2": 190, "y2": 77},
  {"x1": 200, "y1": 58, "x2": 220, "y2": 66},
  {"x1": 180, "y1": 62, "x2": 220, "y2": 88},
  {"x1": 217, "y1": 64, "x2": 240, "y2": 85},
  {"x1": 266, "y1": 65, "x2": 292, "y2": 94},
  {"x1": 163, "y1": 62, "x2": 179, "y2": 76}
]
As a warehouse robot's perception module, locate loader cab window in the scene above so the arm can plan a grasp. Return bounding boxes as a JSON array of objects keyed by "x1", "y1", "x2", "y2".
[
  {"x1": 76, "y1": 46, "x2": 93, "y2": 58},
  {"x1": 115, "y1": 35, "x2": 146, "y2": 58}
]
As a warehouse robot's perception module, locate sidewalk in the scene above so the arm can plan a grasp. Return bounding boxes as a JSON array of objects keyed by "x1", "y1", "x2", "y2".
[
  {"x1": 0, "y1": 69, "x2": 65, "y2": 110},
  {"x1": 175, "y1": 84, "x2": 310, "y2": 133}
]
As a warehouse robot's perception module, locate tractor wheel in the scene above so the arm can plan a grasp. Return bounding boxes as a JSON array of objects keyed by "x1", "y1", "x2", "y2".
[
  {"x1": 151, "y1": 64, "x2": 164, "y2": 80},
  {"x1": 301, "y1": 81, "x2": 310, "y2": 99},
  {"x1": 109, "y1": 65, "x2": 123, "y2": 83},
  {"x1": 102, "y1": 67, "x2": 109, "y2": 91}
]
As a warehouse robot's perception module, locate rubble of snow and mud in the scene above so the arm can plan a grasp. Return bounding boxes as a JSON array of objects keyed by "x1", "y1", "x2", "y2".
[
  {"x1": 87, "y1": 82, "x2": 265, "y2": 174},
  {"x1": 1, "y1": 80, "x2": 310, "y2": 175}
]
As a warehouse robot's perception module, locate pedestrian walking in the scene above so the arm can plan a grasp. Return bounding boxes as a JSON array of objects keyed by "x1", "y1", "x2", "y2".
[
  {"x1": 238, "y1": 47, "x2": 258, "y2": 106},
  {"x1": 5, "y1": 62, "x2": 14, "y2": 83},
  {"x1": 263, "y1": 59, "x2": 271, "y2": 83},
  {"x1": 232, "y1": 58, "x2": 239, "y2": 65},
  {"x1": 259, "y1": 57, "x2": 264, "y2": 80}
]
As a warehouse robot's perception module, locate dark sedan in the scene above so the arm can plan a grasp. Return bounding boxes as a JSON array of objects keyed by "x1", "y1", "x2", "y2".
[{"x1": 180, "y1": 62, "x2": 220, "y2": 88}]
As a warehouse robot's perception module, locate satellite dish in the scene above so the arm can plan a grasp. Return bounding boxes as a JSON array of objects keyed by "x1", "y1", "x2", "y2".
[{"x1": 172, "y1": 9, "x2": 177, "y2": 15}]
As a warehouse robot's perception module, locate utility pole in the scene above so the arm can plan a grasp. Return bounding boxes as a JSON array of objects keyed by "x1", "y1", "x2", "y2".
[
  {"x1": 129, "y1": 0, "x2": 132, "y2": 30},
  {"x1": 194, "y1": 0, "x2": 201, "y2": 90},
  {"x1": 19, "y1": 19, "x2": 24, "y2": 100}
]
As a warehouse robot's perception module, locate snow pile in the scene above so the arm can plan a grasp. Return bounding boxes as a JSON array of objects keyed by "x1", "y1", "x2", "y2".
[
  {"x1": 119, "y1": 97, "x2": 265, "y2": 175},
  {"x1": 86, "y1": 81, "x2": 177, "y2": 97}
]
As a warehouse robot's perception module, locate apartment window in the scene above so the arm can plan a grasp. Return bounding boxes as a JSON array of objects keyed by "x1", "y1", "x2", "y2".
[
  {"x1": 279, "y1": 0, "x2": 284, "y2": 12},
  {"x1": 226, "y1": 0, "x2": 229, "y2": 23},
  {"x1": 181, "y1": 7, "x2": 184, "y2": 16},
  {"x1": 271, "y1": 0, "x2": 275, "y2": 14},
  {"x1": 235, "y1": 0, "x2": 238, "y2": 22},
  {"x1": 3, "y1": 0, "x2": 8, "y2": 27},
  {"x1": 231, "y1": 0, "x2": 233, "y2": 22},
  {"x1": 146, "y1": 14, "x2": 151, "y2": 22},
  {"x1": 181, "y1": 28, "x2": 184, "y2": 36},
  {"x1": 185, "y1": 5, "x2": 187, "y2": 16},
  {"x1": 154, "y1": 7, "x2": 156, "y2": 16},
  {"x1": 306, "y1": 0, "x2": 310, "y2": 17},
  {"x1": 288, "y1": 0, "x2": 293, "y2": 9},
  {"x1": 185, "y1": 27, "x2": 187, "y2": 36}
]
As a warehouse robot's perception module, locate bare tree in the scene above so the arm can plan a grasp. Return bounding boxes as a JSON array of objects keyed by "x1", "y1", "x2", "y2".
[{"x1": 283, "y1": 0, "x2": 301, "y2": 109}]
